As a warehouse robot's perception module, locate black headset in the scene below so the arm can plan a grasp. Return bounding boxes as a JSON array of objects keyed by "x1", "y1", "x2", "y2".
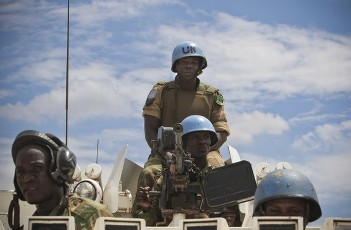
[{"x1": 12, "y1": 130, "x2": 77, "y2": 201}]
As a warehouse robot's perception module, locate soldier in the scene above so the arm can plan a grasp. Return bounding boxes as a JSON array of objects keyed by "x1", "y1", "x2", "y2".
[
  {"x1": 253, "y1": 169, "x2": 322, "y2": 229},
  {"x1": 133, "y1": 115, "x2": 219, "y2": 226},
  {"x1": 9, "y1": 130, "x2": 113, "y2": 230},
  {"x1": 215, "y1": 206, "x2": 241, "y2": 227},
  {"x1": 143, "y1": 41, "x2": 230, "y2": 168}
]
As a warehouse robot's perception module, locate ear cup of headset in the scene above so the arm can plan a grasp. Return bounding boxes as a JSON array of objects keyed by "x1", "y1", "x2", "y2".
[
  {"x1": 41, "y1": 133, "x2": 77, "y2": 185},
  {"x1": 51, "y1": 147, "x2": 77, "y2": 184}
]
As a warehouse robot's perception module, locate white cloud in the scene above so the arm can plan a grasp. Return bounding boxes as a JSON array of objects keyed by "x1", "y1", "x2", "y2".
[
  {"x1": 0, "y1": 89, "x2": 13, "y2": 99},
  {"x1": 289, "y1": 120, "x2": 351, "y2": 208},
  {"x1": 292, "y1": 120, "x2": 351, "y2": 153},
  {"x1": 293, "y1": 152, "x2": 351, "y2": 210},
  {"x1": 70, "y1": 0, "x2": 179, "y2": 28},
  {"x1": 0, "y1": 89, "x2": 66, "y2": 124},
  {"x1": 228, "y1": 111, "x2": 289, "y2": 144}
]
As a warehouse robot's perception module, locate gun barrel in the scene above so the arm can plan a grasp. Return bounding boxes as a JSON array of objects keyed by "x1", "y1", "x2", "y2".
[{"x1": 173, "y1": 123, "x2": 183, "y2": 134}]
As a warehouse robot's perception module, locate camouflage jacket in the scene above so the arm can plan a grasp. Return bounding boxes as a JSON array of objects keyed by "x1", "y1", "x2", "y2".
[{"x1": 41, "y1": 193, "x2": 113, "y2": 230}]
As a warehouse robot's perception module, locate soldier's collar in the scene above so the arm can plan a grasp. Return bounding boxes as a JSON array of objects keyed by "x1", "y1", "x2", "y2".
[{"x1": 174, "y1": 76, "x2": 200, "y2": 89}]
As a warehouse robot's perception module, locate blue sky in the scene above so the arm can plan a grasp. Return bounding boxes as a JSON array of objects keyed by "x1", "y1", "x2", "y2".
[{"x1": 1, "y1": 0, "x2": 350, "y2": 226}]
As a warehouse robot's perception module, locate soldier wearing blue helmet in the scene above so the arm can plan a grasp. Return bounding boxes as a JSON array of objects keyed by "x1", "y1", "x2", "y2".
[
  {"x1": 133, "y1": 115, "x2": 219, "y2": 226},
  {"x1": 136, "y1": 42, "x2": 231, "y2": 225},
  {"x1": 143, "y1": 41, "x2": 230, "y2": 168},
  {"x1": 181, "y1": 114, "x2": 218, "y2": 146},
  {"x1": 254, "y1": 169, "x2": 322, "y2": 229}
]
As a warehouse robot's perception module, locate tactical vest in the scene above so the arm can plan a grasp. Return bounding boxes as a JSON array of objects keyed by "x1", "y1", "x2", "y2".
[{"x1": 157, "y1": 80, "x2": 223, "y2": 126}]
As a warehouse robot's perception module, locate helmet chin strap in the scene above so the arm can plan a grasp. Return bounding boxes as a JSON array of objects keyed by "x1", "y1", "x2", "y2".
[
  {"x1": 304, "y1": 202, "x2": 310, "y2": 228},
  {"x1": 197, "y1": 69, "x2": 203, "y2": 76}
]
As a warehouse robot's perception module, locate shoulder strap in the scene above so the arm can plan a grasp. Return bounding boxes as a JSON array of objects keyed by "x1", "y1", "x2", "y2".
[
  {"x1": 198, "y1": 82, "x2": 219, "y2": 93},
  {"x1": 156, "y1": 80, "x2": 167, "y2": 86},
  {"x1": 164, "y1": 80, "x2": 176, "y2": 89},
  {"x1": 199, "y1": 82, "x2": 224, "y2": 105}
]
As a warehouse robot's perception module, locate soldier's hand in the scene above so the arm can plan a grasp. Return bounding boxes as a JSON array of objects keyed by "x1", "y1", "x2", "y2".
[
  {"x1": 159, "y1": 150, "x2": 174, "y2": 160},
  {"x1": 136, "y1": 186, "x2": 152, "y2": 213}
]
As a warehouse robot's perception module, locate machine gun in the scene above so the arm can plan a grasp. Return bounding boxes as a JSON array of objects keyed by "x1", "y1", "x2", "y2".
[
  {"x1": 151, "y1": 123, "x2": 206, "y2": 225},
  {"x1": 159, "y1": 123, "x2": 193, "y2": 193}
]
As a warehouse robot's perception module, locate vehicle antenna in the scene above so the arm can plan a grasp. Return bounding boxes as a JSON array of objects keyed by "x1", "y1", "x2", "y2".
[{"x1": 65, "y1": 0, "x2": 70, "y2": 146}]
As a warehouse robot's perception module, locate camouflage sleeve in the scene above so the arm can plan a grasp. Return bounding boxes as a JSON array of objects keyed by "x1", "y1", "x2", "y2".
[
  {"x1": 142, "y1": 82, "x2": 166, "y2": 119},
  {"x1": 211, "y1": 91, "x2": 230, "y2": 136},
  {"x1": 135, "y1": 207, "x2": 158, "y2": 226},
  {"x1": 67, "y1": 194, "x2": 113, "y2": 230}
]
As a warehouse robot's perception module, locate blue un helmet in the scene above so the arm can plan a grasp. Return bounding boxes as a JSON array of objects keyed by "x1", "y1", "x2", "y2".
[
  {"x1": 253, "y1": 169, "x2": 322, "y2": 222},
  {"x1": 181, "y1": 115, "x2": 218, "y2": 146},
  {"x1": 171, "y1": 41, "x2": 207, "y2": 72}
]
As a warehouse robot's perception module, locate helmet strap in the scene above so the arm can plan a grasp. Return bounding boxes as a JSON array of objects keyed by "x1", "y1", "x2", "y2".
[
  {"x1": 197, "y1": 69, "x2": 203, "y2": 76},
  {"x1": 304, "y1": 202, "x2": 310, "y2": 227}
]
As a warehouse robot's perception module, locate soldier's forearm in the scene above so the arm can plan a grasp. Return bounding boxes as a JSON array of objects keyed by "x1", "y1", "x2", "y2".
[{"x1": 210, "y1": 131, "x2": 227, "y2": 151}]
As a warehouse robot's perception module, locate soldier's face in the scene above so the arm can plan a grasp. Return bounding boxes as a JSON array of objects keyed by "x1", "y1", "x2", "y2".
[
  {"x1": 264, "y1": 197, "x2": 307, "y2": 217},
  {"x1": 184, "y1": 131, "x2": 211, "y2": 159},
  {"x1": 221, "y1": 212, "x2": 236, "y2": 227},
  {"x1": 15, "y1": 145, "x2": 61, "y2": 205},
  {"x1": 176, "y1": 57, "x2": 201, "y2": 80}
]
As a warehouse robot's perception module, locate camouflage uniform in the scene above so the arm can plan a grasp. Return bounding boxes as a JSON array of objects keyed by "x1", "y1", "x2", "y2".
[
  {"x1": 33, "y1": 193, "x2": 113, "y2": 230},
  {"x1": 143, "y1": 77, "x2": 230, "y2": 167}
]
